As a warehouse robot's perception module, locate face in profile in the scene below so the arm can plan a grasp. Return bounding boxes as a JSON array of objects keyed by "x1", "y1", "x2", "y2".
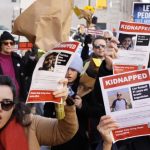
[
  {"x1": 122, "y1": 37, "x2": 132, "y2": 50},
  {"x1": 65, "y1": 68, "x2": 78, "y2": 84}
]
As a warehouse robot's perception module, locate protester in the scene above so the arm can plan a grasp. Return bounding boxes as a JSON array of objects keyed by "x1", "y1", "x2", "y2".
[
  {"x1": 93, "y1": 49, "x2": 150, "y2": 150},
  {"x1": 103, "y1": 30, "x2": 119, "y2": 53},
  {"x1": 0, "y1": 75, "x2": 78, "y2": 150},
  {"x1": 44, "y1": 54, "x2": 90, "y2": 150},
  {"x1": 103, "y1": 30, "x2": 113, "y2": 45},
  {"x1": 72, "y1": 24, "x2": 86, "y2": 44},
  {"x1": 78, "y1": 36, "x2": 107, "y2": 98},
  {"x1": 96, "y1": 114, "x2": 150, "y2": 150},
  {"x1": 96, "y1": 116, "x2": 119, "y2": 150},
  {"x1": 81, "y1": 34, "x2": 93, "y2": 62},
  {"x1": 0, "y1": 31, "x2": 37, "y2": 101},
  {"x1": 78, "y1": 36, "x2": 119, "y2": 150}
]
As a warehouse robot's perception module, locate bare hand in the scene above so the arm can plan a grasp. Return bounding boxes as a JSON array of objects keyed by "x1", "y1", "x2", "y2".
[
  {"x1": 53, "y1": 79, "x2": 68, "y2": 100},
  {"x1": 73, "y1": 95, "x2": 82, "y2": 109},
  {"x1": 97, "y1": 115, "x2": 119, "y2": 145},
  {"x1": 104, "y1": 37, "x2": 119, "y2": 70}
]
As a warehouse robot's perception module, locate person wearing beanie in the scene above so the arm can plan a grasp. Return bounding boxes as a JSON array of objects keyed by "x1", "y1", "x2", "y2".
[
  {"x1": 0, "y1": 31, "x2": 37, "y2": 101},
  {"x1": 44, "y1": 54, "x2": 90, "y2": 150}
]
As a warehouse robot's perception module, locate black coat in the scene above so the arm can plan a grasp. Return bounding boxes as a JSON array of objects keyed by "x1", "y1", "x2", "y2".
[
  {"x1": 44, "y1": 76, "x2": 90, "y2": 150},
  {"x1": 94, "y1": 61, "x2": 150, "y2": 150},
  {"x1": 0, "y1": 52, "x2": 36, "y2": 101}
]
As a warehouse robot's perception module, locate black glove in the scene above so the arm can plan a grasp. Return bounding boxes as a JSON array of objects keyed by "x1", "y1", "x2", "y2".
[{"x1": 30, "y1": 47, "x2": 38, "y2": 56}]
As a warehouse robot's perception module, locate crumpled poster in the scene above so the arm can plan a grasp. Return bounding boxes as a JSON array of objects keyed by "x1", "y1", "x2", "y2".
[{"x1": 12, "y1": 0, "x2": 73, "y2": 51}]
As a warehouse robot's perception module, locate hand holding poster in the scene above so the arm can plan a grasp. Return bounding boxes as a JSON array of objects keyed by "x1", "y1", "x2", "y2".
[
  {"x1": 99, "y1": 69, "x2": 150, "y2": 142},
  {"x1": 26, "y1": 41, "x2": 80, "y2": 103}
]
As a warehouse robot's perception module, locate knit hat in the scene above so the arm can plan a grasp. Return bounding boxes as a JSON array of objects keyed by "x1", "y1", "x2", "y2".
[
  {"x1": 0, "y1": 31, "x2": 15, "y2": 42},
  {"x1": 69, "y1": 53, "x2": 83, "y2": 73}
]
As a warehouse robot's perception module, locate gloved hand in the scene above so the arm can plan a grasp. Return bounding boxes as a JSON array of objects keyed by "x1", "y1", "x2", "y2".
[{"x1": 30, "y1": 47, "x2": 38, "y2": 57}]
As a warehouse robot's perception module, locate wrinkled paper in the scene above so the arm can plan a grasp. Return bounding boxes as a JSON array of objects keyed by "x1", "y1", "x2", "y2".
[{"x1": 12, "y1": 0, "x2": 73, "y2": 51}]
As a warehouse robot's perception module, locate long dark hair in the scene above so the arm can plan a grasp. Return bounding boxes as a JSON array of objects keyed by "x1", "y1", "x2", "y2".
[{"x1": 0, "y1": 75, "x2": 31, "y2": 126}]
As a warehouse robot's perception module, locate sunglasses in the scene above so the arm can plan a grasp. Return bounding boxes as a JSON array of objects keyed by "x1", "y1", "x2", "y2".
[
  {"x1": 94, "y1": 44, "x2": 106, "y2": 49},
  {"x1": 0, "y1": 99, "x2": 15, "y2": 111},
  {"x1": 2, "y1": 41, "x2": 15, "y2": 46},
  {"x1": 105, "y1": 37, "x2": 112, "y2": 41},
  {"x1": 117, "y1": 94, "x2": 122, "y2": 96}
]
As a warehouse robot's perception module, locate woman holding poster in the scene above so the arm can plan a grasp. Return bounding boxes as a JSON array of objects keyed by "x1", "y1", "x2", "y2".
[{"x1": 0, "y1": 75, "x2": 78, "y2": 150}]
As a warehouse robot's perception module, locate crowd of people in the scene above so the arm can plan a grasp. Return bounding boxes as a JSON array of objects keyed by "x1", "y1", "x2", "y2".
[{"x1": 0, "y1": 18, "x2": 150, "y2": 150}]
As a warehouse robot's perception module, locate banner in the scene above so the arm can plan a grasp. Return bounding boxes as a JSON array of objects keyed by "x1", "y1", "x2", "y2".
[
  {"x1": 132, "y1": 2, "x2": 150, "y2": 24},
  {"x1": 27, "y1": 41, "x2": 80, "y2": 103},
  {"x1": 113, "y1": 50, "x2": 149, "y2": 74},
  {"x1": 117, "y1": 21, "x2": 150, "y2": 52},
  {"x1": 99, "y1": 69, "x2": 150, "y2": 142}
]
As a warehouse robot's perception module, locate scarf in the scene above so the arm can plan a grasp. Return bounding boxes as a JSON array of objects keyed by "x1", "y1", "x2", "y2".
[{"x1": 0, "y1": 117, "x2": 29, "y2": 150}]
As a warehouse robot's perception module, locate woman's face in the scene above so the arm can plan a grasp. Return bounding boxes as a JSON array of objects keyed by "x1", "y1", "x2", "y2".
[
  {"x1": 0, "y1": 85, "x2": 15, "y2": 129},
  {"x1": 122, "y1": 37, "x2": 132, "y2": 49},
  {"x1": 0, "y1": 40, "x2": 14, "y2": 55},
  {"x1": 65, "y1": 68, "x2": 78, "y2": 84}
]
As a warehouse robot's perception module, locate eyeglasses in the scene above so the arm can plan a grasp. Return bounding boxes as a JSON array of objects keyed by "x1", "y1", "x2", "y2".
[
  {"x1": 0, "y1": 99, "x2": 15, "y2": 111},
  {"x1": 117, "y1": 94, "x2": 122, "y2": 96},
  {"x1": 105, "y1": 37, "x2": 112, "y2": 41},
  {"x1": 2, "y1": 41, "x2": 15, "y2": 46},
  {"x1": 94, "y1": 44, "x2": 106, "y2": 49}
]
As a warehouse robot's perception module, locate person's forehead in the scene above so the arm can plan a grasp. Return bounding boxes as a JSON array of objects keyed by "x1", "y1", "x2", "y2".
[
  {"x1": 94, "y1": 39, "x2": 106, "y2": 45},
  {"x1": 104, "y1": 32, "x2": 111, "y2": 37},
  {"x1": 0, "y1": 85, "x2": 13, "y2": 101},
  {"x1": 2, "y1": 40, "x2": 14, "y2": 43},
  {"x1": 124, "y1": 37, "x2": 131, "y2": 40},
  {"x1": 47, "y1": 55, "x2": 56, "y2": 58},
  {"x1": 117, "y1": 93, "x2": 122, "y2": 95}
]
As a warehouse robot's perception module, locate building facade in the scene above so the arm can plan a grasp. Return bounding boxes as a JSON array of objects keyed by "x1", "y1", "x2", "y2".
[
  {"x1": 0, "y1": 0, "x2": 145, "y2": 31},
  {"x1": 72, "y1": 0, "x2": 141, "y2": 30}
]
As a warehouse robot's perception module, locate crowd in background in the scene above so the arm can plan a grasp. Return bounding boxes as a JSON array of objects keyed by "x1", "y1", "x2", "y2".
[{"x1": 0, "y1": 12, "x2": 150, "y2": 150}]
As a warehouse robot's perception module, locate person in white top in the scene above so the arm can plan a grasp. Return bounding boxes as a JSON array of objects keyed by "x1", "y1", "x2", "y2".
[{"x1": 111, "y1": 92, "x2": 128, "y2": 112}]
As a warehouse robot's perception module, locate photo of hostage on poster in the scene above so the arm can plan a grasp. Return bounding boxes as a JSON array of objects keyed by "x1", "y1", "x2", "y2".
[
  {"x1": 118, "y1": 33, "x2": 136, "y2": 50},
  {"x1": 108, "y1": 89, "x2": 132, "y2": 112},
  {"x1": 99, "y1": 68, "x2": 150, "y2": 142},
  {"x1": 27, "y1": 41, "x2": 80, "y2": 103},
  {"x1": 113, "y1": 21, "x2": 150, "y2": 74},
  {"x1": 117, "y1": 21, "x2": 150, "y2": 52},
  {"x1": 39, "y1": 52, "x2": 59, "y2": 72}
]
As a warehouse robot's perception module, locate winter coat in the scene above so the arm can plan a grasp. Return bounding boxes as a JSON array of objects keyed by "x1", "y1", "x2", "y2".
[
  {"x1": 24, "y1": 105, "x2": 78, "y2": 150},
  {"x1": 94, "y1": 61, "x2": 150, "y2": 150},
  {"x1": 0, "y1": 52, "x2": 36, "y2": 101}
]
